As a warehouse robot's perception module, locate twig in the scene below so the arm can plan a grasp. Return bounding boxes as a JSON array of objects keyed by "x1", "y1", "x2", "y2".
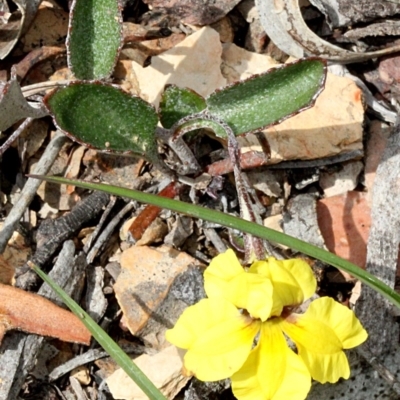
[
  {"x1": 49, "y1": 349, "x2": 109, "y2": 381},
  {"x1": 0, "y1": 117, "x2": 34, "y2": 156},
  {"x1": 0, "y1": 131, "x2": 67, "y2": 253},
  {"x1": 16, "y1": 190, "x2": 110, "y2": 290},
  {"x1": 86, "y1": 201, "x2": 135, "y2": 264},
  {"x1": 83, "y1": 196, "x2": 117, "y2": 254},
  {"x1": 203, "y1": 228, "x2": 227, "y2": 254},
  {"x1": 21, "y1": 80, "x2": 72, "y2": 97}
]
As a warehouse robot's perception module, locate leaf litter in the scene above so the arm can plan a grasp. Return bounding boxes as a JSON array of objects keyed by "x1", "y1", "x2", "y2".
[{"x1": 1, "y1": 0, "x2": 400, "y2": 399}]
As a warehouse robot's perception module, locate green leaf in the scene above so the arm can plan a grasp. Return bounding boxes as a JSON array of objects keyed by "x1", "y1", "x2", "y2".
[
  {"x1": 30, "y1": 175, "x2": 400, "y2": 312},
  {"x1": 30, "y1": 262, "x2": 167, "y2": 400},
  {"x1": 67, "y1": 0, "x2": 122, "y2": 80},
  {"x1": 159, "y1": 85, "x2": 206, "y2": 129},
  {"x1": 205, "y1": 58, "x2": 326, "y2": 137},
  {"x1": 44, "y1": 82, "x2": 159, "y2": 161}
]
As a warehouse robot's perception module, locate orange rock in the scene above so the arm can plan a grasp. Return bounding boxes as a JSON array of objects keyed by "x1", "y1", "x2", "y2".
[{"x1": 317, "y1": 191, "x2": 371, "y2": 273}]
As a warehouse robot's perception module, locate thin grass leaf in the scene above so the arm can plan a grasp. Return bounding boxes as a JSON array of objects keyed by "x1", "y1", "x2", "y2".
[
  {"x1": 29, "y1": 175, "x2": 400, "y2": 311},
  {"x1": 29, "y1": 262, "x2": 167, "y2": 400}
]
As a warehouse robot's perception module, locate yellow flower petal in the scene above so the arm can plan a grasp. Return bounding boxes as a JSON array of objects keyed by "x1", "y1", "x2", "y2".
[
  {"x1": 296, "y1": 343, "x2": 350, "y2": 383},
  {"x1": 228, "y1": 272, "x2": 273, "y2": 321},
  {"x1": 281, "y1": 297, "x2": 367, "y2": 383},
  {"x1": 250, "y1": 258, "x2": 316, "y2": 315},
  {"x1": 204, "y1": 250, "x2": 273, "y2": 319},
  {"x1": 281, "y1": 316, "x2": 348, "y2": 382},
  {"x1": 166, "y1": 298, "x2": 260, "y2": 381},
  {"x1": 302, "y1": 297, "x2": 368, "y2": 349},
  {"x1": 204, "y1": 249, "x2": 245, "y2": 299},
  {"x1": 232, "y1": 320, "x2": 311, "y2": 400}
]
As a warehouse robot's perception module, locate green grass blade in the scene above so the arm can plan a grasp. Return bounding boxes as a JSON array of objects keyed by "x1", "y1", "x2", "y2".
[
  {"x1": 30, "y1": 262, "x2": 167, "y2": 400},
  {"x1": 30, "y1": 175, "x2": 400, "y2": 310}
]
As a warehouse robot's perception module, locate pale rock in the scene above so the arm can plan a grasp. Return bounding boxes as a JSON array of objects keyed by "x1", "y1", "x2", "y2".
[
  {"x1": 131, "y1": 27, "x2": 226, "y2": 107},
  {"x1": 120, "y1": 216, "x2": 135, "y2": 241},
  {"x1": 114, "y1": 245, "x2": 203, "y2": 349},
  {"x1": 247, "y1": 169, "x2": 282, "y2": 197},
  {"x1": 221, "y1": 42, "x2": 278, "y2": 83},
  {"x1": 106, "y1": 346, "x2": 189, "y2": 400},
  {"x1": 210, "y1": 17, "x2": 234, "y2": 43},
  {"x1": 320, "y1": 161, "x2": 363, "y2": 197},
  {"x1": 70, "y1": 366, "x2": 91, "y2": 386},
  {"x1": 30, "y1": 210, "x2": 37, "y2": 227},
  {"x1": 263, "y1": 214, "x2": 287, "y2": 249},
  {"x1": 32, "y1": 141, "x2": 80, "y2": 211},
  {"x1": 137, "y1": 218, "x2": 168, "y2": 246},
  {"x1": 263, "y1": 214, "x2": 283, "y2": 232},
  {"x1": 64, "y1": 145, "x2": 86, "y2": 195}
]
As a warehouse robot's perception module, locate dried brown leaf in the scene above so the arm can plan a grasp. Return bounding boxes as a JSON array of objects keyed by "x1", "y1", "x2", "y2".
[
  {"x1": 0, "y1": 283, "x2": 91, "y2": 345},
  {"x1": 256, "y1": 0, "x2": 400, "y2": 62},
  {"x1": 0, "y1": 0, "x2": 41, "y2": 60}
]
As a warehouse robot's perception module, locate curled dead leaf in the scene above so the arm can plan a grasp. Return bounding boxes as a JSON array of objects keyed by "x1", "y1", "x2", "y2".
[{"x1": 256, "y1": 0, "x2": 400, "y2": 63}]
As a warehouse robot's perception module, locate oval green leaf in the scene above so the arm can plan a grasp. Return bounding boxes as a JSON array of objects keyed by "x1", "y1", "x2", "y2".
[
  {"x1": 205, "y1": 58, "x2": 326, "y2": 137},
  {"x1": 44, "y1": 82, "x2": 159, "y2": 161},
  {"x1": 159, "y1": 85, "x2": 206, "y2": 129},
  {"x1": 67, "y1": 0, "x2": 122, "y2": 80}
]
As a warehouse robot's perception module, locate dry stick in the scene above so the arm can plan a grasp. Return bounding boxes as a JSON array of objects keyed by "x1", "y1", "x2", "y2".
[
  {"x1": 83, "y1": 195, "x2": 117, "y2": 254},
  {"x1": 86, "y1": 201, "x2": 135, "y2": 264},
  {"x1": 0, "y1": 117, "x2": 34, "y2": 156},
  {"x1": 49, "y1": 348, "x2": 109, "y2": 381},
  {"x1": 0, "y1": 130, "x2": 67, "y2": 253},
  {"x1": 203, "y1": 228, "x2": 227, "y2": 254},
  {"x1": 16, "y1": 190, "x2": 110, "y2": 290},
  {"x1": 21, "y1": 80, "x2": 72, "y2": 97}
]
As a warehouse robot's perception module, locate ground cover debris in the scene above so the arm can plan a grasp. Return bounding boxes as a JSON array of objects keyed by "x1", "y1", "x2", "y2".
[{"x1": 2, "y1": 0, "x2": 400, "y2": 399}]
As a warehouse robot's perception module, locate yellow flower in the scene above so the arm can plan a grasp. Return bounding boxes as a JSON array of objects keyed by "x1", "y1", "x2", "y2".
[{"x1": 166, "y1": 249, "x2": 368, "y2": 400}]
